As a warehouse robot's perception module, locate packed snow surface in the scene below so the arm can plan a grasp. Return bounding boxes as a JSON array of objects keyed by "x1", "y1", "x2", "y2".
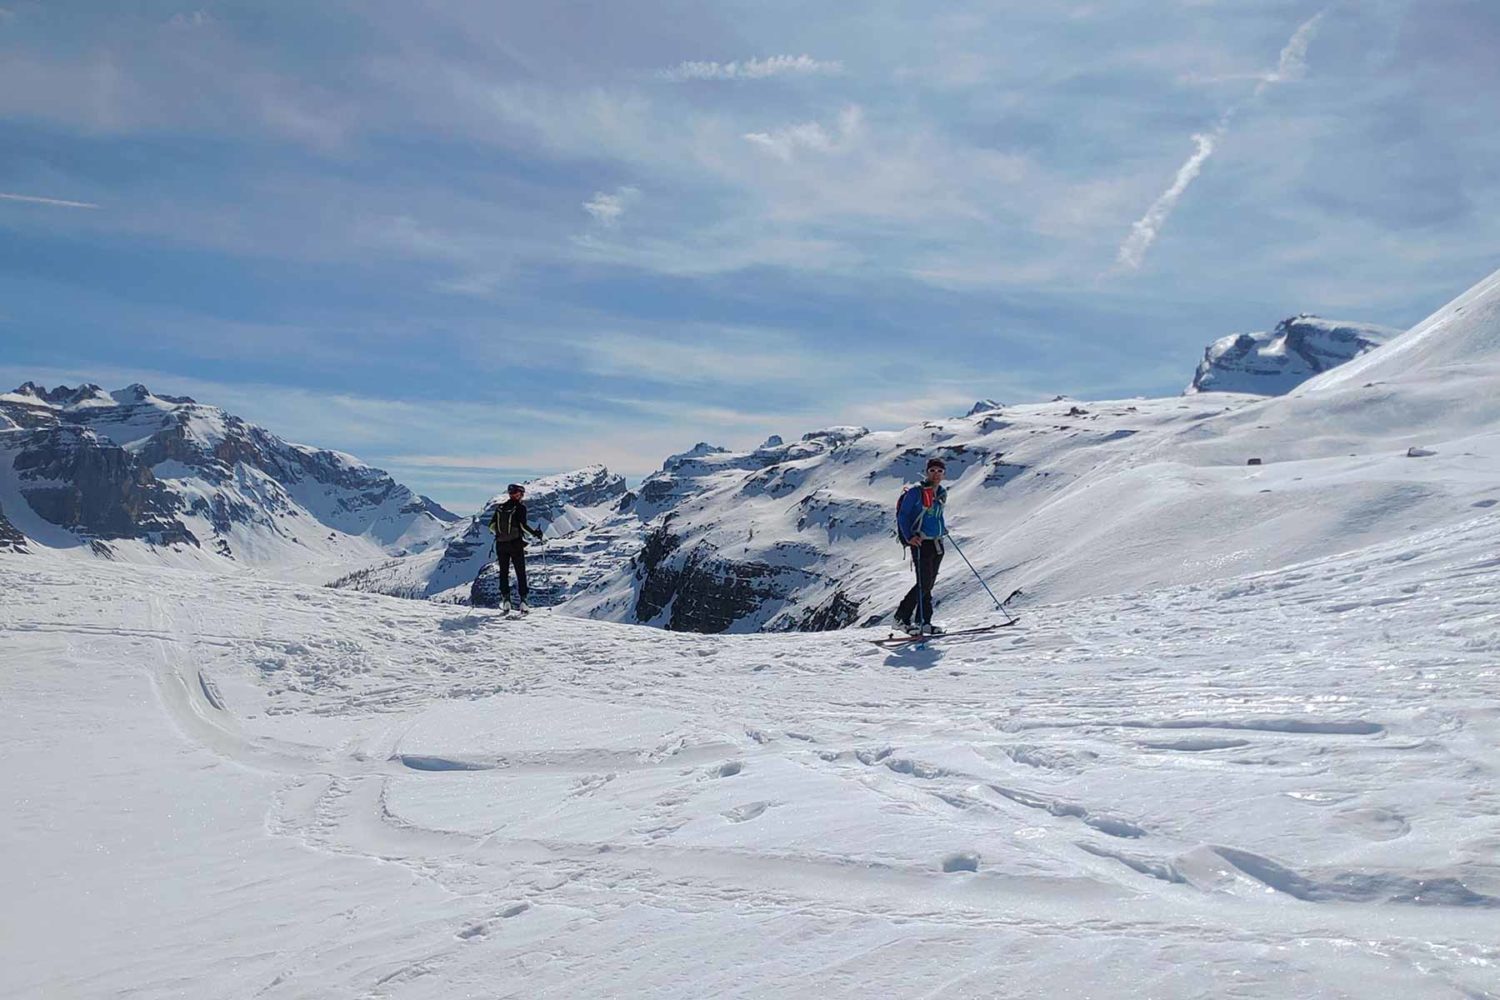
[{"x1": 3, "y1": 515, "x2": 1499, "y2": 997}]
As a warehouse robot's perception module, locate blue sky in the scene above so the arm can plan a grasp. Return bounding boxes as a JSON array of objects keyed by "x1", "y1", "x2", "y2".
[{"x1": 3, "y1": 0, "x2": 1498, "y2": 513}]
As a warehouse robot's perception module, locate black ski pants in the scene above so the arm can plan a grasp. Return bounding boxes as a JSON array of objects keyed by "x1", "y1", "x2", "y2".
[
  {"x1": 897, "y1": 539, "x2": 943, "y2": 625},
  {"x1": 496, "y1": 540, "x2": 529, "y2": 602}
]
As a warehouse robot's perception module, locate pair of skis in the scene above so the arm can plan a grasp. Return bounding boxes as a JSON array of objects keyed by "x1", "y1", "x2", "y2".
[
  {"x1": 869, "y1": 619, "x2": 1020, "y2": 648},
  {"x1": 870, "y1": 586, "x2": 1024, "y2": 648}
]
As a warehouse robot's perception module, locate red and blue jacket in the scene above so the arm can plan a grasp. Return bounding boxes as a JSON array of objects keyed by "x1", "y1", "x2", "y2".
[{"x1": 897, "y1": 481, "x2": 947, "y2": 544}]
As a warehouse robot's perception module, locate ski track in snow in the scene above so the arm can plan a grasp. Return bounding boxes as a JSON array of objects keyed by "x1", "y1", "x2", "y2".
[{"x1": 3, "y1": 513, "x2": 1500, "y2": 998}]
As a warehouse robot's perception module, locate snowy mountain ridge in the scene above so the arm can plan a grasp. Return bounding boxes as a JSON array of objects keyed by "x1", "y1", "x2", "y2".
[
  {"x1": 1186, "y1": 315, "x2": 1398, "y2": 396},
  {"x1": 334, "y1": 268, "x2": 1500, "y2": 635},
  {"x1": 0, "y1": 382, "x2": 458, "y2": 580}
]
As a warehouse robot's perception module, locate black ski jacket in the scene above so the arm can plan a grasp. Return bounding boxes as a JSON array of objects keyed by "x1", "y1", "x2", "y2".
[{"x1": 489, "y1": 498, "x2": 543, "y2": 544}]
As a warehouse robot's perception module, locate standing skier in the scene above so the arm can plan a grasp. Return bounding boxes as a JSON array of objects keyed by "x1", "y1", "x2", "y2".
[
  {"x1": 489, "y1": 483, "x2": 545, "y2": 612},
  {"x1": 895, "y1": 458, "x2": 948, "y2": 635}
]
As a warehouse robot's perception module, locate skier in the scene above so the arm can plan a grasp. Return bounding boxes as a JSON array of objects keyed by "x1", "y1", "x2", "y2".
[
  {"x1": 895, "y1": 458, "x2": 948, "y2": 636},
  {"x1": 488, "y1": 483, "x2": 545, "y2": 612}
]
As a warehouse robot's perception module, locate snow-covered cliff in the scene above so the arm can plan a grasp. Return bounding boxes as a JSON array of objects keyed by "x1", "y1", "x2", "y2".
[
  {"x1": 1186, "y1": 315, "x2": 1397, "y2": 395},
  {"x1": 0, "y1": 383, "x2": 457, "y2": 579}
]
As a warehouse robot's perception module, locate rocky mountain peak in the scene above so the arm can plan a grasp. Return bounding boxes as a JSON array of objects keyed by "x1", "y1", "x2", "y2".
[
  {"x1": 800, "y1": 426, "x2": 868, "y2": 446},
  {"x1": 1188, "y1": 315, "x2": 1397, "y2": 396},
  {"x1": 10, "y1": 382, "x2": 110, "y2": 407},
  {"x1": 0, "y1": 382, "x2": 456, "y2": 571}
]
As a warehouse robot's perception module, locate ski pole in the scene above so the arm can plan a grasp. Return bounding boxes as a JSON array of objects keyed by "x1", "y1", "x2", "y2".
[{"x1": 943, "y1": 533, "x2": 1016, "y2": 624}]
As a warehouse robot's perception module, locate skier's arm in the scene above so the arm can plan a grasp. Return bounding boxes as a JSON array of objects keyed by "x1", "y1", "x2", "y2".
[
  {"x1": 897, "y1": 490, "x2": 922, "y2": 544},
  {"x1": 521, "y1": 503, "x2": 545, "y2": 540}
]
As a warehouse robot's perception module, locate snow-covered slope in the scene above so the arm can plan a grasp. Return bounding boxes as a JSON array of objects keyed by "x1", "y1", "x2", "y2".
[
  {"x1": 0, "y1": 383, "x2": 458, "y2": 580},
  {"x1": 5, "y1": 506, "x2": 1498, "y2": 997},
  {"x1": 1304, "y1": 267, "x2": 1500, "y2": 390},
  {"x1": 1187, "y1": 315, "x2": 1397, "y2": 396}
]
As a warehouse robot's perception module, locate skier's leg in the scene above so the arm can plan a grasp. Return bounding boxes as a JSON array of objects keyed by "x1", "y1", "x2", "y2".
[
  {"x1": 498, "y1": 545, "x2": 514, "y2": 605},
  {"x1": 896, "y1": 560, "x2": 920, "y2": 622},
  {"x1": 514, "y1": 546, "x2": 529, "y2": 603},
  {"x1": 919, "y1": 541, "x2": 940, "y2": 623}
]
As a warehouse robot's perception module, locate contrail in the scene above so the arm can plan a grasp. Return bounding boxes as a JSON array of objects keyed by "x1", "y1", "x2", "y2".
[
  {"x1": 1117, "y1": 121, "x2": 1228, "y2": 271},
  {"x1": 1258, "y1": 10, "x2": 1326, "y2": 94},
  {"x1": 1116, "y1": 10, "x2": 1326, "y2": 271},
  {"x1": 0, "y1": 192, "x2": 100, "y2": 209}
]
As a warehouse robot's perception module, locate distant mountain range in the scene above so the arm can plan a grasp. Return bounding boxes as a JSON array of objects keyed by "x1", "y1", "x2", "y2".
[
  {"x1": 0, "y1": 383, "x2": 457, "y2": 578},
  {"x1": 8, "y1": 273, "x2": 1498, "y2": 633}
]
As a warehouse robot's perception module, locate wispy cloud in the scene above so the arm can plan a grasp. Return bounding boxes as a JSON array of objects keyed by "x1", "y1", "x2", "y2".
[
  {"x1": 659, "y1": 54, "x2": 843, "y2": 83},
  {"x1": 1257, "y1": 11, "x2": 1325, "y2": 94},
  {"x1": 743, "y1": 106, "x2": 863, "y2": 162},
  {"x1": 583, "y1": 185, "x2": 641, "y2": 226},
  {"x1": 578, "y1": 328, "x2": 823, "y2": 386},
  {"x1": 1116, "y1": 10, "x2": 1328, "y2": 271},
  {"x1": 167, "y1": 10, "x2": 212, "y2": 28},
  {"x1": 0, "y1": 191, "x2": 99, "y2": 209}
]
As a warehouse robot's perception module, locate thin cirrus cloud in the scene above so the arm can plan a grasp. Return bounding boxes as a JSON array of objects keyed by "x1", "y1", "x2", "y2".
[
  {"x1": 583, "y1": 186, "x2": 642, "y2": 226},
  {"x1": 0, "y1": 191, "x2": 99, "y2": 209},
  {"x1": 658, "y1": 54, "x2": 843, "y2": 82},
  {"x1": 1116, "y1": 9, "x2": 1328, "y2": 271}
]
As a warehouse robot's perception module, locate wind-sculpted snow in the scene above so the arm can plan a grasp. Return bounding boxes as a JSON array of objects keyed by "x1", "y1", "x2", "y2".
[{"x1": 4, "y1": 504, "x2": 1500, "y2": 997}]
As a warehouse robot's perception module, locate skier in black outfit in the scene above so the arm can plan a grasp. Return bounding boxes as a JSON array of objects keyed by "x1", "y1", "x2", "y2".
[
  {"x1": 895, "y1": 458, "x2": 948, "y2": 636},
  {"x1": 489, "y1": 483, "x2": 545, "y2": 612}
]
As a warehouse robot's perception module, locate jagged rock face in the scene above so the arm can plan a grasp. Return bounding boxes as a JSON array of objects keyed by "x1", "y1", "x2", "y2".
[
  {"x1": 11, "y1": 426, "x2": 196, "y2": 545},
  {"x1": 789, "y1": 590, "x2": 863, "y2": 631},
  {"x1": 630, "y1": 528, "x2": 867, "y2": 634},
  {"x1": 0, "y1": 382, "x2": 455, "y2": 566},
  {"x1": 0, "y1": 503, "x2": 28, "y2": 551},
  {"x1": 1188, "y1": 316, "x2": 1397, "y2": 396}
]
